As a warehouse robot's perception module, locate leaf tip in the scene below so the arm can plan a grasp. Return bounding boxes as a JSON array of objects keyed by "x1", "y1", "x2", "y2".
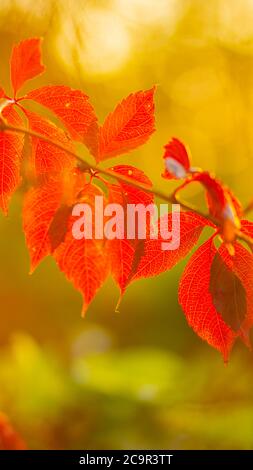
[
  {"x1": 0, "y1": 197, "x2": 9, "y2": 216},
  {"x1": 115, "y1": 291, "x2": 125, "y2": 313},
  {"x1": 29, "y1": 257, "x2": 40, "y2": 274},
  {"x1": 29, "y1": 266, "x2": 35, "y2": 275},
  {"x1": 81, "y1": 301, "x2": 88, "y2": 318}
]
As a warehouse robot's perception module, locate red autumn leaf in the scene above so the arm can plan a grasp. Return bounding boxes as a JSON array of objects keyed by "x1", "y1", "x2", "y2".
[
  {"x1": 23, "y1": 179, "x2": 63, "y2": 272},
  {"x1": 26, "y1": 85, "x2": 97, "y2": 142},
  {"x1": 194, "y1": 172, "x2": 241, "y2": 229},
  {"x1": 240, "y1": 219, "x2": 253, "y2": 240},
  {"x1": 95, "y1": 87, "x2": 155, "y2": 161},
  {"x1": 0, "y1": 413, "x2": 27, "y2": 450},
  {"x1": 226, "y1": 187, "x2": 243, "y2": 219},
  {"x1": 131, "y1": 211, "x2": 211, "y2": 284},
  {"x1": 163, "y1": 137, "x2": 191, "y2": 179},
  {"x1": 107, "y1": 182, "x2": 135, "y2": 294},
  {"x1": 0, "y1": 89, "x2": 9, "y2": 113},
  {"x1": 109, "y1": 164, "x2": 154, "y2": 206},
  {"x1": 23, "y1": 109, "x2": 75, "y2": 175},
  {"x1": 48, "y1": 204, "x2": 73, "y2": 252},
  {"x1": 83, "y1": 120, "x2": 100, "y2": 158},
  {"x1": 23, "y1": 169, "x2": 86, "y2": 272},
  {"x1": 210, "y1": 250, "x2": 247, "y2": 332},
  {"x1": 161, "y1": 138, "x2": 242, "y2": 232},
  {"x1": 54, "y1": 184, "x2": 109, "y2": 315},
  {"x1": 0, "y1": 105, "x2": 24, "y2": 214},
  {"x1": 178, "y1": 238, "x2": 236, "y2": 362},
  {"x1": 10, "y1": 38, "x2": 45, "y2": 97},
  {"x1": 110, "y1": 208, "x2": 210, "y2": 297},
  {"x1": 218, "y1": 242, "x2": 253, "y2": 341},
  {"x1": 107, "y1": 165, "x2": 153, "y2": 293}
]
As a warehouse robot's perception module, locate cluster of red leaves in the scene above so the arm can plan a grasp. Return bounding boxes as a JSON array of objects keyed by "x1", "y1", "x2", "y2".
[
  {"x1": 0, "y1": 38, "x2": 253, "y2": 361},
  {"x1": 163, "y1": 138, "x2": 253, "y2": 361},
  {"x1": 0, "y1": 413, "x2": 26, "y2": 450}
]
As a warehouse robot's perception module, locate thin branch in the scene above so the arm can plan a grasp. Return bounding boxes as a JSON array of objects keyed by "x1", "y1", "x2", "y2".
[
  {"x1": 2, "y1": 121, "x2": 173, "y2": 201},
  {"x1": 1, "y1": 120, "x2": 253, "y2": 248}
]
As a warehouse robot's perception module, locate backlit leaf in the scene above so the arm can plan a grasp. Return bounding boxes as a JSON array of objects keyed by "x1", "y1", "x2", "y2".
[
  {"x1": 194, "y1": 172, "x2": 241, "y2": 230},
  {"x1": 132, "y1": 212, "x2": 211, "y2": 283},
  {"x1": 109, "y1": 164, "x2": 154, "y2": 206},
  {"x1": 23, "y1": 170, "x2": 86, "y2": 271},
  {"x1": 218, "y1": 242, "x2": 253, "y2": 342},
  {"x1": 0, "y1": 105, "x2": 24, "y2": 214},
  {"x1": 163, "y1": 137, "x2": 191, "y2": 179},
  {"x1": 108, "y1": 165, "x2": 153, "y2": 293},
  {"x1": 23, "y1": 109, "x2": 75, "y2": 176},
  {"x1": 0, "y1": 413, "x2": 26, "y2": 450},
  {"x1": 10, "y1": 38, "x2": 45, "y2": 97},
  {"x1": 241, "y1": 219, "x2": 253, "y2": 243},
  {"x1": 210, "y1": 251, "x2": 247, "y2": 332},
  {"x1": 96, "y1": 87, "x2": 155, "y2": 161},
  {"x1": 26, "y1": 85, "x2": 97, "y2": 142},
  {"x1": 179, "y1": 238, "x2": 236, "y2": 361},
  {"x1": 54, "y1": 184, "x2": 109, "y2": 315},
  {"x1": 23, "y1": 179, "x2": 63, "y2": 272}
]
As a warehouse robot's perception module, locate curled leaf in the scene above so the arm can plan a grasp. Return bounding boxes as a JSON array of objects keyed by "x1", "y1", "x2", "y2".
[
  {"x1": 54, "y1": 185, "x2": 109, "y2": 315},
  {"x1": 163, "y1": 137, "x2": 191, "y2": 179}
]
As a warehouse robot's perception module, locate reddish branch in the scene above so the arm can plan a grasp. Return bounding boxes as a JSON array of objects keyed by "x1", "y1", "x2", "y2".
[{"x1": 1, "y1": 118, "x2": 253, "y2": 249}]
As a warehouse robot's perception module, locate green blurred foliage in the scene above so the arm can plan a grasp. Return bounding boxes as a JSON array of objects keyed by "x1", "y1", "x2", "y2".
[{"x1": 1, "y1": 0, "x2": 253, "y2": 449}]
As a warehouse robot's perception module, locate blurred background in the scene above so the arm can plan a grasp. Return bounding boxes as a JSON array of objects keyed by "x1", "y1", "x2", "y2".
[{"x1": 1, "y1": 0, "x2": 253, "y2": 450}]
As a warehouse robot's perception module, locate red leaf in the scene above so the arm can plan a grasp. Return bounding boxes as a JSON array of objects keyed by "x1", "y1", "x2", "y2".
[
  {"x1": 0, "y1": 413, "x2": 26, "y2": 450},
  {"x1": 0, "y1": 105, "x2": 24, "y2": 214},
  {"x1": 163, "y1": 137, "x2": 191, "y2": 179},
  {"x1": 107, "y1": 183, "x2": 136, "y2": 295},
  {"x1": 241, "y1": 219, "x2": 253, "y2": 240},
  {"x1": 109, "y1": 164, "x2": 154, "y2": 205},
  {"x1": 108, "y1": 165, "x2": 153, "y2": 293},
  {"x1": 23, "y1": 179, "x2": 63, "y2": 272},
  {"x1": 218, "y1": 242, "x2": 253, "y2": 341},
  {"x1": 210, "y1": 250, "x2": 247, "y2": 332},
  {"x1": 97, "y1": 87, "x2": 155, "y2": 161},
  {"x1": 54, "y1": 184, "x2": 109, "y2": 315},
  {"x1": 23, "y1": 109, "x2": 75, "y2": 176},
  {"x1": 23, "y1": 170, "x2": 86, "y2": 272},
  {"x1": 179, "y1": 238, "x2": 236, "y2": 361},
  {"x1": 10, "y1": 38, "x2": 45, "y2": 97},
  {"x1": 26, "y1": 85, "x2": 97, "y2": 142},
  {"x1": 194, "y1": 172, "x2": 241, "y2": 229},
  {"x1": 132, "y1": 212, "x2": 211, "y2": 283},
  {"x1": 48, "y1": 204, "x2": 73, "y2": 252},
  {"x1": 83, "y1": 120, "x2": 100, "y2": 157}
]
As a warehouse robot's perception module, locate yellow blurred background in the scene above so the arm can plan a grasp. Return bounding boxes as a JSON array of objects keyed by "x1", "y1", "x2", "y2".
[{"x1": 1, "y1": 0, "x2": 253, "y2": 449}]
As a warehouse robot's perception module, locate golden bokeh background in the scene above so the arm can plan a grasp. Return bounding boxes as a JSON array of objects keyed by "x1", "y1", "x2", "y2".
[{"x1": 1, "y1": 0, "x2": 253, "y2": 449}]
